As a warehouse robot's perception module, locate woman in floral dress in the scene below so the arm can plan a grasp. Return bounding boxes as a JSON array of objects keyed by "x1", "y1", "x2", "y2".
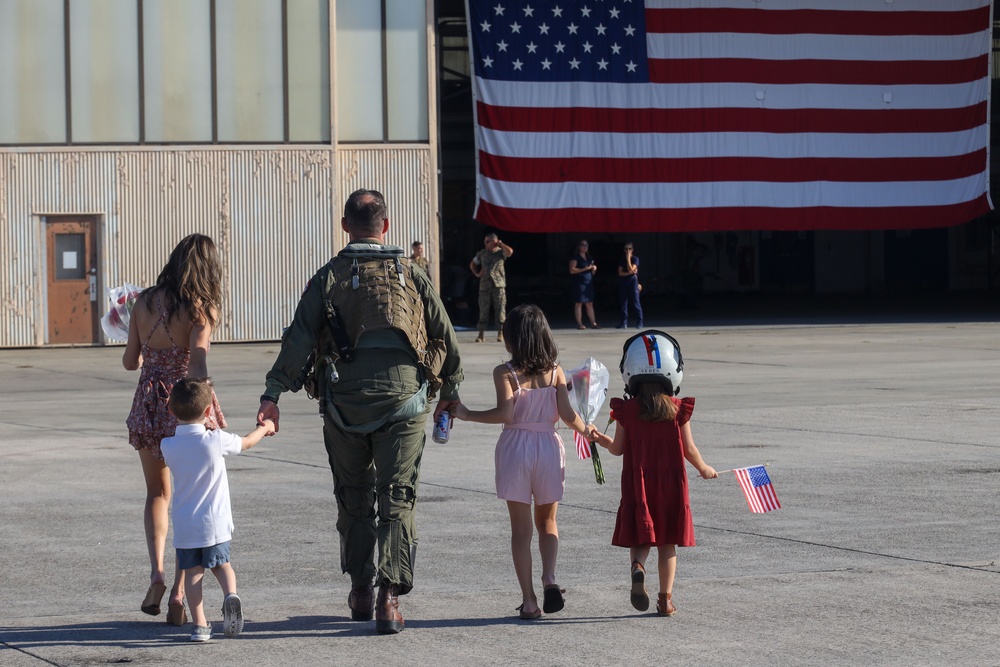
[{"x1": 123, "y1": 234, "x2": 226, "y2": 625}]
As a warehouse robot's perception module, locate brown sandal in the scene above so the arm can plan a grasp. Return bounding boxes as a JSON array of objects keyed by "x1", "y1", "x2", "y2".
[
  {"x1": 166, "y1": 601, "x2": 187, "y2": 626},
  {"x1": 657, "y1": 592, "x2": 676, "y2": 616},
  {"x1": 542, "y1": 585, "x2": 565, "y2": 614},
  {"x1": 630, "y1": 561, "x2": 649, "y2": 611},
  {"x1": 516, "y1": 604, "x2": 542, "y2": 620},
  {"x1": 141, "y1": 582, "x2": 166, "y2": 616}
]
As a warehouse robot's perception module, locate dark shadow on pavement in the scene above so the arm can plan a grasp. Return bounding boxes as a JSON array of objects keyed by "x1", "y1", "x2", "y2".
[{"x1": 1, "y1": 611, "x2": 638, "y2": 648}]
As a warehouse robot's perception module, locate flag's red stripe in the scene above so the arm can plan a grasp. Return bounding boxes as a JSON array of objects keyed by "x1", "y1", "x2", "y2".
[
  {"x1": 755, "y1": 489, "x2": 772, "y2": 512},
  {"x1": 644, "y1": 7, "x2": 990, "y2": 37},
  {"x1": 648, "y1": 57, "x2": 986, "y2": 86},
  {"x1": 476, "y1": 101, "x2": 987, "y2": 135},
  {"x1": 760, "y1": 485, "x2": 781, "y2": 511},
  {"x1": 475, "y1": 197, "x2": 992, "y2": 233},
  {"x1": 755, "y1": 487, "x2": 772, "y2": 512},
  {"x1": 735, "y1": 470, "x2": 763, "y2": 513},
  {"x1": 479, "y1": 151, "x2": 987, "y2": 185}
]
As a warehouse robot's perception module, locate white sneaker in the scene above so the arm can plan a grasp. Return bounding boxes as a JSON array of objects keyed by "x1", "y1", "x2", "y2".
[
  {"x1": 222, "y1": 594, "x2": 244, "y2": 638},
  {"x1": 190, "y1": 625, "x2": 212, "y2": 642}
]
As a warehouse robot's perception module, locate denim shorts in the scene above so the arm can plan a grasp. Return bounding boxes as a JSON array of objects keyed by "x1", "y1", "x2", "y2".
[{"x1": 176, "y1": 541, "x2": 231, "y2": 570}]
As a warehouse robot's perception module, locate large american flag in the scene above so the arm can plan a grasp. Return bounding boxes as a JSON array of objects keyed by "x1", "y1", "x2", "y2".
[{"x1": 466, "y1": 0, "x2": 993, "y2": 233}]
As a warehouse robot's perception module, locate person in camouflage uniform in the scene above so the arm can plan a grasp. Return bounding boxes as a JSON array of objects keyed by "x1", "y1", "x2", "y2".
[
  {"x1": 469, "y1": 232, "x2": 513, "y2": 343},
  {"x1": 256, "y1": 189, "x2": 463, "y2": 635},
  {"x1": 409, "y1": 240, "x2": 429, "y2": 273}
]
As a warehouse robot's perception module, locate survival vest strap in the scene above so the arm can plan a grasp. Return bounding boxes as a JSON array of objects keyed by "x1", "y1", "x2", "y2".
[
  {"x1": 323, "y1": 299, "x2": 354, "y2": 363},
  {"x1": 318, "y1": 244, "x2": 445, "y2": 398}
]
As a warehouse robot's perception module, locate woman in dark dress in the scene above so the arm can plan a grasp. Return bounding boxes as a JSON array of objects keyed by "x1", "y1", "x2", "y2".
[{"x1": 568, "y1": 240, "x2": 599, "y2": 329}]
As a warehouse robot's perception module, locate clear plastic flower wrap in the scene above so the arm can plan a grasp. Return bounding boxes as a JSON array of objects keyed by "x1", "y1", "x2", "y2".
[
  {"x1": 101, "y1": 284, "x2": 144, "y2": 342},
  {"x1": 566, "y1": 357, "x2": 610, "y2": 484}
]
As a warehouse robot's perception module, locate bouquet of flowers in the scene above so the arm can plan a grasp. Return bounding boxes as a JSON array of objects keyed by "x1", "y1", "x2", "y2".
[
  {"x1": 566, "y1": 357, "x2": 609, "y2": 484},
  {"x1": 101, "y1": 284, "x2": 144, "y2": 342}
]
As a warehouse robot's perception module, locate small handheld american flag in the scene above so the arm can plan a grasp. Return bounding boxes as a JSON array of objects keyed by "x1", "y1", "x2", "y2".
[{"x1": 733, "y1": 465, "x2": 781, "y2": 514}]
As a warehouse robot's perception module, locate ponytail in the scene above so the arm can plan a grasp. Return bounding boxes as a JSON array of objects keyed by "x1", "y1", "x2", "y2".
[{"x1": 636, "y1": 382, "x2": 678, "y2": 422}]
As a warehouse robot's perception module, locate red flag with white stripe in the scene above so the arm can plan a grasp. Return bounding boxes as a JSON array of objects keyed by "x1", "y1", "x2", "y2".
[{"x1": 467, "y1": 0, "x2": 992, "y2": 232}]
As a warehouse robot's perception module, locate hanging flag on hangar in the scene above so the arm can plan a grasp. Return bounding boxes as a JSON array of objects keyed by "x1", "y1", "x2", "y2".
[{"x1": 465, "y1": 0, "x2": 993, "y2": 233}]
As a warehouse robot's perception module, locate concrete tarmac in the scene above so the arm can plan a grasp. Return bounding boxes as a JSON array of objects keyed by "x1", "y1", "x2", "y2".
[{"x1": 2, "y1": 316, "x2": 999, "y2": 666}]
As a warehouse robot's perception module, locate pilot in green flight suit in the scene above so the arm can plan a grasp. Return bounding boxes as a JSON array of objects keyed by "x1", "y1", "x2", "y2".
[{"x1": 256, "y1": 189, "x2": 463, "y2": 634}]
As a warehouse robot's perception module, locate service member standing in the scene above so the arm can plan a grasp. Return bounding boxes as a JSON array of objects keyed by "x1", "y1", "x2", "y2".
[
  {"x1": 256, "y1": 189, "x2": 463, "y2": 635},
  {"x1": 617, "y1": 242, "x2": 644, "y2": 329},
  {"x1": 469, "y1": 232, "x2": 513, "y2": 343},
  {"x1": 409, "y1": 240, "x2": 430, "y2": 272}
]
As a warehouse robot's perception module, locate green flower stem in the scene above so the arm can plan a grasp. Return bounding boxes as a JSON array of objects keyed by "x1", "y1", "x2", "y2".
[{"x1": 590, "y1": 443, "x2": 605, "y2": 485}]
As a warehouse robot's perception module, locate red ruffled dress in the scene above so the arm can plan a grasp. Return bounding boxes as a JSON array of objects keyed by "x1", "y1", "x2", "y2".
[{"x1": 609, "y1": 396, "x2": 696, "y2": 548}]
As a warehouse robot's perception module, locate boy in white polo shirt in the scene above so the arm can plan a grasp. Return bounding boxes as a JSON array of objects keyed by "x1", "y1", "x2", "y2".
[{"x1": 161, "y1": 377, "x2": 274, "y2": 642}]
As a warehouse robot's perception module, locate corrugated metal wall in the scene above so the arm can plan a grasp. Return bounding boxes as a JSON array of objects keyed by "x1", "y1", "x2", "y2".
[
  {"x1": 0, "y1": 155, "x2": 43, "y2": 346},
  {"x1": 338, "y1": 146, "x2": 436, "y2": 280},
  {"x1": 0, "y1": 145, "x2": 434, "y2": 346}
]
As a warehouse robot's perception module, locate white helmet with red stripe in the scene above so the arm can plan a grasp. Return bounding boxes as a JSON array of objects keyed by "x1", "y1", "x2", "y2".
[{"x1": 619, "y1": 330, "x2": 684, "y2": 397}]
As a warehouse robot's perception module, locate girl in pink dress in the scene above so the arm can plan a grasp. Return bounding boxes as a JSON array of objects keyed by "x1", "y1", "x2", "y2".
[
  {"x1": 123, "y1": 234, "x2": 226, "y2": 625},
  {"x1": 452, "y1": 304, "x2": 592, "y2": 619},
  {"x1": 590, "y1": 331, "x2": 717, "y2": 617}
]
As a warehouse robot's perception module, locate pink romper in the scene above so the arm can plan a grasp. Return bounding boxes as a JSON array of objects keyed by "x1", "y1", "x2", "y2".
[{"x1": 494, "y1": 364, "x2": 566, "y2": 505}]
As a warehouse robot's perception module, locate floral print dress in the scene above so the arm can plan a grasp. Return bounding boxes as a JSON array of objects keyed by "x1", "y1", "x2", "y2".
[{"x1": 126, "y1": 295, "x2": 226, "y2": 461}]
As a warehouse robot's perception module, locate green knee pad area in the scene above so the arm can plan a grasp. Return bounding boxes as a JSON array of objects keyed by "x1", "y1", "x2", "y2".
[
  {"x1": 378, "y1": 484, "x2": 416, "y2": 521},
  {"x1": 336, "y1": 484, "x2": 376, "y2": 520}
]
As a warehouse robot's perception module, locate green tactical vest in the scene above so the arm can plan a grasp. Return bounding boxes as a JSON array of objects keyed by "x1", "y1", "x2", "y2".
[{"x1": 318, "y1": 244, "x2": 446, "y2": 397}]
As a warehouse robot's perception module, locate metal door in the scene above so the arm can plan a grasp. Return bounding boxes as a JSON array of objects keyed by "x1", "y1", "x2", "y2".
[{"x1": 46, "y1": 219, "x2": 98, "y2": 344}]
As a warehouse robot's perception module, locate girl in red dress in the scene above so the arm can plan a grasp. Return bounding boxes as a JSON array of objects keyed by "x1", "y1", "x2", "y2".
[{"x1": 590, "y1": 331, "x2": 716, "y2": 616}]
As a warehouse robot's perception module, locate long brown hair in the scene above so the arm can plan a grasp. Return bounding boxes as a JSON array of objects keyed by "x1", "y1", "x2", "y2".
[
  {"x1": 503, "y1": 304, "x2": 558, "y2": 377},
  {"x1": 144, "y1": 234, "x2": 222, "y2": 327},
  {"x1": 635, "y1": 381, "x2": 678, "y2": 422}
]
